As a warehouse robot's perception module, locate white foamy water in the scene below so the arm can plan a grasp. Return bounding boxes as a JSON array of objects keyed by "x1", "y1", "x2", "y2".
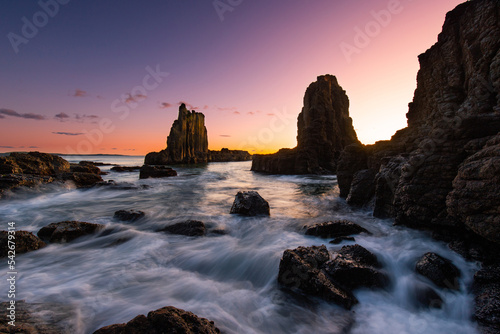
[{"x1": 0, "y1": 157, "x2": 480, "y2": 333}]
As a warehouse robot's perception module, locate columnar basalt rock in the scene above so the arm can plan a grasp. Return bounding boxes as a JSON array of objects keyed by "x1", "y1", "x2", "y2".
[
  {"x1": 252, "y1": 75, "x2": 360, "y2": 174},
  {"x1": 145, "y1": 104, "x2": 251, "y2": 165}
]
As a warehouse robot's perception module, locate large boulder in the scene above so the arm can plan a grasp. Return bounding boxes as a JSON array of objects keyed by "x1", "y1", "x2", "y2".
[
  {"x1": 93, "y1": 306, "x2": 220, "y2": 334},
  {"x1": 346, "y1": 169, "x2": 376, "y2": 206},
  {"x1": 277, "y1": 245, "x2": 357, "y2": 309},
  {"x1": 229, "y1": 191, "x2": 270, "y2": 216},
  {"x1": 415, "y1": 252, "x2": 461, "y2": 290},
  {"x1": 0, "y1": 231, "x2": 46, "y2": 257},
  {"x1": 159, "y1": 220, "x2": 206, "y2": 237},
  {"x1": 304, "y1": 220, "x2": 370, "y2": 239},
  {"x1": 139, "y1": 165, "x2": 177, "y2": 179},
  {"x1": 37, "y1": 221, "x2": 104, "y2": 243},
  {"x1": 62, "y1": 172, "x2": 103, "y2": 187},
  {"x1": 252, "y1": 75, "x2": 360, "y2": 174}
]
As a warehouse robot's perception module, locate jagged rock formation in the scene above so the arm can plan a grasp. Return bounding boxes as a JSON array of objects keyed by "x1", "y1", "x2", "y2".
[
  {"x1": 251, "y1": 75, "x2": 360, "y2": 174},
  {"x1": 337, "y1": 0, "x2": 500, "y2": 246},
  {"x1": 93, "y1": 306, "x2": 220, "y2": 334},
  {"x1": 145, "y1": 104, "x2": 251, "y2": 165}
]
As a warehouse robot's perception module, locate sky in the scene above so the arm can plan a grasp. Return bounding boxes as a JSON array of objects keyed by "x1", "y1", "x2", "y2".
[{"x1": 0, "y1": 0, "x2": 465, "y2": 155}]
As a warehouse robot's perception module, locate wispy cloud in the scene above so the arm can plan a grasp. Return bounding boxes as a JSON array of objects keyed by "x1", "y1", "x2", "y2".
[
  {"x1": 0, "y1": 115, "x2": 5, "y2": 119},
  {"x1": 124, "y1": 93, "x2": 147, "y2": 104},
  {"x1": 28, "y1": 146, "x2": 39, "y2": 148},
  {"x1": 219, "y1": 135, "x2": 231, "y2": 137},
  {"x1": 0, "y1": 108, "x2": 46, "y2": 120},
  {"x1": 266, "y1": 113, "x2": 275, "y2": 116},
  {"x1": 75, "y1": 114, "x2": 99, "y2": 122},
  {"x1": 0, "y1": 145, "x2": 15, "y2": 148},
  {"x1": 203, "y1": 105, "x2": 209, "y2": 110},
  {"x1": 217, "y1": 106, "x2": 237, "y2": 112},
  {"x1": 55, "y1": 112, "x2": 70, "y2": 121},
  {"x1": 232, "y1": 111, "x2": 240, "y2": 115},
  {"x1": 160, "y1": 102, "x2": 172, "y2": 109},
  {"x1": 72, "y1": 89, "x2": 88, "y2": 97},
  {"x1": 247, "y1": 111, "x2": 255, "y2": 115},
  {"x1": 52, "y1": 132, "x2": 84, "y2": 136}
]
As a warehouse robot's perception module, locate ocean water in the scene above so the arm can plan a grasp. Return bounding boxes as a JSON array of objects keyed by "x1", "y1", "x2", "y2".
[{"x1": 0, "y1": 156, "x2": 480, "y2": 333}]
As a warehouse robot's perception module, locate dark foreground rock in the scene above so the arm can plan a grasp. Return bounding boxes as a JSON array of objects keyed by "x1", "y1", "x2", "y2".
[
  {"x1": 0, "y1": 301, "x2": 78, "y2": 334},
  {"x1": 0, "y1": 231, "x2": 46, "y2": 257},
  {"x1": 278, "y1": 244, "x2": 388, "y2": 309},
  {"x1": 415, "y1": 252, "x2": 461, "y2": 290},
  {"x1": 208, "y1": 148, "x2": 252, "y2": 162},
  {"x1": 93, "y1": 306, "x2": 220, "y2": 334},
  {"x1": 304, "y1": 220, "x2": 370, "y2": 239},
  {"x1": 37, "y1": 221, "x2": 104, "y2": 243},
  {"x1": 114, "y1": 210, "x2": 145, "y2": 222},
  {"x1": 411, "y1": 282, "x2": 444, "y2": 309},
  {"x1": 159, "y1": 220, "x2": 206, "y2": 236},
  {"x1": 278, "y1": 245, "x2": 357, "y2": 309},
  {"x1": 472, "y1": 264, "x2": 500, "y2": 334},
  {"x1": 230, "y1": 191, "x2": 270, "y2": 216},
  {"x1": 251, "y1": 75, "x2": 360, "y2": 174},
  {"x1": 139, "y1": 165, "x2": 177, "y2": 179}
]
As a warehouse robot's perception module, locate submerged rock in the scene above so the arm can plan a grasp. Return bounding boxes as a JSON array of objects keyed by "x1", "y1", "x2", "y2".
[
  {"x1": 110, "y1": 166, "x2": 141, "y2": 172},
  {"x1": 93, "y1": 305, "x2": 220, "y2": 334},
  {"x1": 324, "y1": 245, "x2": 388, "y2": 290},
  {"x1": 472, "y1": 264, "x2": 500, "y2": 334},
  {"x1": 159, "y1": 220, "x2": 206, "y2": 236},
  {"x1": 415, "y1": 252, "x2": 461, "y2": 290},
  {"x1": 0, "y1": 231, "x2": 46, "y2": 257},
  {"x1": 304, "y1": 220, "x2": 370, "y2": 239},
  {"x1": 411, "y1": 282, "x2": 443, "y2": 310},
  {"x1": 139, "y1": 165, "x2": 177, "y2": 179},
  {"x1": 37, "y1": 221, "x2": 104, "y2": 243},
  {"x1": 230, "y1": 191, "x2": 270, "y2": 216},
  {"x1": 114, "y1": 210, "x2": 145, "y2": 222},
  {"x1": 278, "y1": 245, "x2": 357, "y2": 309}
]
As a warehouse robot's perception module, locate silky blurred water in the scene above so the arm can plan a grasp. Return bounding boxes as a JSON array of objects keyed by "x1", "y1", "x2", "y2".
[{"x1": 0, "y1": 157, "x2": 480, "y2": 333}]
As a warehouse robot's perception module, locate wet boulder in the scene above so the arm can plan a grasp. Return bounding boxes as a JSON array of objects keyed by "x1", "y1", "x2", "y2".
[
  {"x1": 278, "y1": 245, "x2": 358, "y2": 310},
  {"x1": 139, "y1": 165, "x2": 177, "y2": 179},
  {"x1": 324, "y1": 244, "x2": 389, "y2": 290},
  {"x1": 159, "y1": 220, "x2": 206, "y2": 237},
  {"x1": 0, "y1": 231, "x2": 46, "y2": 257},
  {"x1": 114, "y1": 209, "x2": 145, "y2": 222},
  {"x1": 93, "y1": 305, "x2": 220, "y2": 334},
  {"x1": 230, "y1": 191, "x2": 270, "y2": 216},
  {"x1": 37, "y1": 221, "x2": 104, "y2": 243},
  {"x1": 62, "y1": 172, "x2": 103, "y2": 187},
  {"x1": 472, "y1": 264, "x2": 500, "y2": 334},
  {"x1": 415, "y1": 252, "x2": 461, "y2": 290},
  {"x1": 304, "y1": 220, "x2": 370, "y2": 239}
]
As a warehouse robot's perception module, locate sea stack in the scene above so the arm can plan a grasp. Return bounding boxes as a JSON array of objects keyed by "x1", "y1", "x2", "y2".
[
  {"x1": 251, "y1": 75, "x2": 360, "y2": 174},
  {"x1": 145, "y1": 104, "x2": 251, "y2": 165},
  {"x1": 145, "y1": 103, "x2": 208, "y2": 164}
]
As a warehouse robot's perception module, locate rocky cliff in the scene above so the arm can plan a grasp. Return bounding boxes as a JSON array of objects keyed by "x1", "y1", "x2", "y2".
[
  {"x1": 145, "y1": 104, "x2": 251, "y2": 164},
  {"x1": 251, "y1": 75, "x2": 360, "y2": 174},
  {"x1": 338, "y1": 0, "x2": 500, "y2": 245}
]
